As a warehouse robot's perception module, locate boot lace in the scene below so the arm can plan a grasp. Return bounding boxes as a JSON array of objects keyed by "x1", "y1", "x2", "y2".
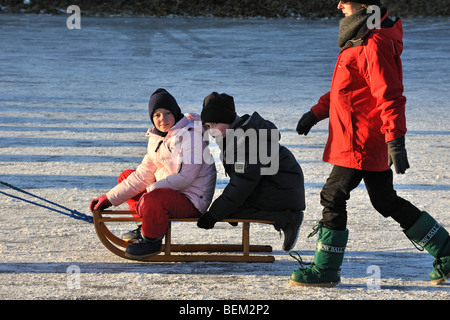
[
  {"x1": 289, "y1": 251, "x2": 310, "y2": 269},
  {"x1": 307, "y1": 220, "x2": 323, "y2": 238},
  {"x1": 289, "y1": 251, "x2": 325, "y2": 275},
  {"x1": 288, "y1": 221, "x2": 325, "y2": 275},
  {"x1": 403, "y1": 231, "x2": 424, "y2": 252}
]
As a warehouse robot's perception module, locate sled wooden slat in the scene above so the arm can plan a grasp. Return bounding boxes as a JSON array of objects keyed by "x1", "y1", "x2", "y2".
[{"x1": 93, "y1": 209, "x2": 275, "y2": 263}]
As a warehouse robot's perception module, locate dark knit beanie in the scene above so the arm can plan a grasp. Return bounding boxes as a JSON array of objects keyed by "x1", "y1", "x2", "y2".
[
  {"x1": 355, "y1": 0, "x2": 382, "y2": 6},
  {"x1": 201, "y1": 92, "x2": 237, "y2": 124},
  {"x1": 148, "y1": 88, "x2": 183, "y2": 124}
]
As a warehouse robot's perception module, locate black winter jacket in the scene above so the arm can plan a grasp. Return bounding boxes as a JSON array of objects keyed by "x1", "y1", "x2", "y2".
[{"x1": 209, "y1": 112, "x2": 305, "y2": 221}]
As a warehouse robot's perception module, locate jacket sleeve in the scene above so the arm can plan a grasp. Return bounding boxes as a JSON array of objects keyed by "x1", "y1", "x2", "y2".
[
  {"x1": 106, "y1": 153, "x2": 156, "y2": 206},
  {"x1": 208, "y1": 163, "x2": 262, "y2": 221},
  {"x1": 147, "y1": 163, "x2": 202, "y2": 192},
  {"x1": 311, "y1": 91, "x2": 331, "y2": 121},
  {"x1": 362, "y1": 34, "x2": 407, "y2": 142}
]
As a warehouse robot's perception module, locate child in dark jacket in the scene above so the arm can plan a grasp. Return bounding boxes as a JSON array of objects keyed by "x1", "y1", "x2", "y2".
[{"x1": 197, "y1": 92, "x2": 305, "y2": 252}]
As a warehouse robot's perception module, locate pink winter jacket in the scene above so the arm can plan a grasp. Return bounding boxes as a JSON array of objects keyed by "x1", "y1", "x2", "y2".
[{"x1": 106, "y1": 113, "x2": 217, "y2": 214}]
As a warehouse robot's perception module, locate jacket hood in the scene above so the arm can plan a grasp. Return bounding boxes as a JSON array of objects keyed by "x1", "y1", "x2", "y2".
[
  {"x1": 371, "y1": 17, "x2": 404, "y2": 54},
  {"x1": 238, "y1": 112, "x2": 278, "y2": 131},
  {"x1": 227, "y1": 112, "x2": 280, "y2": 149}
]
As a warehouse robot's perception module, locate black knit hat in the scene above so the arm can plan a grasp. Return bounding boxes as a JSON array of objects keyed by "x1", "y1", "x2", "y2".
[
  {"x1": 148, "y1": 88, "x2": 183, "y2": 124},
  {"x1": 201, "y1": 92, "x2": 237, "y2": 124},
  {"x1": 355, "y1": 0, "x2": 382, "y2": 5}
]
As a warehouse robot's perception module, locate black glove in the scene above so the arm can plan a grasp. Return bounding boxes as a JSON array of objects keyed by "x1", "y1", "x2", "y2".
[
  {"x1": 387, "y1": 136, "x2": 410, "y2": 174},
  {"x1": 197, "y1": 212, "x2": 218, "y2": 229},
  {"x1": 296, "y1": 111, "x2": 318, "y2": 136}
]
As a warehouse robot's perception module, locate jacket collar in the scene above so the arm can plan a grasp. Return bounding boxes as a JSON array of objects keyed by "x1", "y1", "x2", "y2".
[
  {"x1": 145, "y1": 115, "x2": 190, "y2": 138},
  {"x1": 340, "y1": 7, "x2": 393, "y2": 50}
]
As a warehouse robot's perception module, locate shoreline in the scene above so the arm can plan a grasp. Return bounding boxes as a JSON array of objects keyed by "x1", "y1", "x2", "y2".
[{"x1": 1, "y1": 0, "x2": 449, "y2": 18}]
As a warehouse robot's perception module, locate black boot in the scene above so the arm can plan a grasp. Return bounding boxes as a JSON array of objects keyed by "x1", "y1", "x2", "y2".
[
  {"x1": 121, "y1": 224, "x2": 142, "y2": 242},
  {"x1": 282, "y1": 211, "x2": 304, "y2": 252},
  {"x1": 125, "y1": 235, "x2": 163, "y2": 260}
]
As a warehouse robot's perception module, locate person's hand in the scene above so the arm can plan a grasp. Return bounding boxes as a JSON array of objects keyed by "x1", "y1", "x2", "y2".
[
  {"x1": 387, "y1": 136, "x2": 410, "y2": 174},
  {"x1": 89, "y1": 195, "x2": 112, "y2": 213},
  {"x1": 296, "y1": 111, "x2": 317, "y2": 136},
  {"x1": 197, "y1": 212, "x2": 218, "y2": 229}
]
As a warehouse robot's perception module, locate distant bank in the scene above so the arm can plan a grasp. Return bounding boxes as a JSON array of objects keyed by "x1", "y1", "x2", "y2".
[{"x1": 1, "y1": 0, "x2": 448, "y2": 17}]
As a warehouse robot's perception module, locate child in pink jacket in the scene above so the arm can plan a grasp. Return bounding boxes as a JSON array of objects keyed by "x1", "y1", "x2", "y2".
[{"x1": 90, "y1": 88, "x2": 217, "y2": 259}]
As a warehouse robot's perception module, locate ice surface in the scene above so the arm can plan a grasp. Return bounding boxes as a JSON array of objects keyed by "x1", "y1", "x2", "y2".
[{"x1": 0, "y1": 14, "x2": 449, "y2": 300}]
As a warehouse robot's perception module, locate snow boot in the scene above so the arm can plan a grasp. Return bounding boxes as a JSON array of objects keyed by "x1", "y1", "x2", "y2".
[
  {"x1": 125, "y1": 235, "x2": 163, "y2": 260},
  {"x1": 121, "y1": 224, "x2": 142, "y2": 242},
  {"x1": 282, "y1": 211, "x2": 304, "y2": 252},
  {"x1": 405, "y1": 211, "x2": 450, "y2": 284},
  {"x1": 290, "y1": 224, "x2": 348, "y2": 287}
]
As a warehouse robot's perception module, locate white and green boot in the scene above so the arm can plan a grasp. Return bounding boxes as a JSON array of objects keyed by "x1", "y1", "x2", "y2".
[
  {"x1": 405, "y1": 211, "x2": 450, "y2": 284},
  {"x1": 290, "y1": 225, "x2": 348, "y2": 287}
]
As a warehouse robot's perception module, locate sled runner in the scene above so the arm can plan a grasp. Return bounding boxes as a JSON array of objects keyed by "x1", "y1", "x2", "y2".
[{"x1": 93, "y1": 209, "x2": 275, "y2": 262}]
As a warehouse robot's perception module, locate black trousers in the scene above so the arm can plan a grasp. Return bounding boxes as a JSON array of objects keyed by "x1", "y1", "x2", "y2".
[{"x1": 320, "y1": 165, "x2": 422, "y2": 231}]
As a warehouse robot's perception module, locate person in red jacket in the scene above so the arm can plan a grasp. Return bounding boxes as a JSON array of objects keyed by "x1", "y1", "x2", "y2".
[{"x1": 290, "y1": 1, "x2": 449, "y2": 286}]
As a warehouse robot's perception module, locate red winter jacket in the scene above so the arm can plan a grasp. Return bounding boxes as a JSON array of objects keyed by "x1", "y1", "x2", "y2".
[{"x1": 312, "y1": 17, "x2": 407, "y2": 171}]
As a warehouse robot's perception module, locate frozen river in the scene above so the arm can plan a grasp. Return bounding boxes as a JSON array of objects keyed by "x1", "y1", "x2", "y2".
[
  {"x1": 0, "y1": 13, "x2": 449, "y2": 301},
  {"x1": 1, "y1": 13, "x2": 449, "y2": 188}
]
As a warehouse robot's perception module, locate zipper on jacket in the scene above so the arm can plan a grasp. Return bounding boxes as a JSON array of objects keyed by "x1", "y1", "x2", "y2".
[{"x1": 154, "y1": 140, "x2": 163, "y2": 153}]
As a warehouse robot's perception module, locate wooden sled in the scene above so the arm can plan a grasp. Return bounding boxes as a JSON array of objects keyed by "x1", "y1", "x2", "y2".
[{"x1": 93, "y1": 209, "x2": 276, "y2": 262}]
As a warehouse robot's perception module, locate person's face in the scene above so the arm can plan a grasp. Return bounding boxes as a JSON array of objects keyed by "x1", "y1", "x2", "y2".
[
  {"x1": 337, "y1": 1, "x2": 364, "y2": 17},
  {"x1": 152, "y1": 108, "x2": 175, "y2": 133},
  {"x1": 204, "y1": 122, "x2": 230, "y2": 141}
]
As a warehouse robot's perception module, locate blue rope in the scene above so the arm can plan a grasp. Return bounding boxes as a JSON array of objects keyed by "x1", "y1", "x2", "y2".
[{"x1": 0, "y1": 181, "x2": 93, "y2": 224}]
